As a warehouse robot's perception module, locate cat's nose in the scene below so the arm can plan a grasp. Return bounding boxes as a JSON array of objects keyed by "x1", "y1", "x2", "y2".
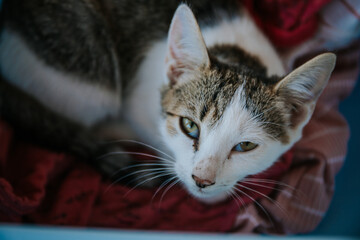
[{"x1": 192, "y1": 175, "x2": 215, "y2": 188}]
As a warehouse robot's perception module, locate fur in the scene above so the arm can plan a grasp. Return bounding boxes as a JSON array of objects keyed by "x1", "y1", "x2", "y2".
[{"x1": 0, "y1": 29, "x2": 121, "y2": 126}]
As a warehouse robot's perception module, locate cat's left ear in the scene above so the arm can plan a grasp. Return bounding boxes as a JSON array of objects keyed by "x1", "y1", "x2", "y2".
[
  {"x1": 275, "y1": 53, "x2": 336, "y2": 128},
  {"x1": 165, "y1": 4, "x2": 210, "y2": 86}
]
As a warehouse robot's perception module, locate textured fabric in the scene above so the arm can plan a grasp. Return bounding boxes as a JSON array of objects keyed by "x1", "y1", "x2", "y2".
[
  {"x1": 243, "y1": 0, "x2": 331, "y2": 47},
  {"x1": 0, "y1": 0, "x2": 359, "y2": 235},
  {"x1": 0, "y1": 122, "x2": 292, "y2": 231}
]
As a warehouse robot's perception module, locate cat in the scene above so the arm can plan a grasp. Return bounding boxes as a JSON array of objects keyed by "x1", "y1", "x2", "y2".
[{"x1": 0, "y1": 0, "x2": 336, "y2": 203}]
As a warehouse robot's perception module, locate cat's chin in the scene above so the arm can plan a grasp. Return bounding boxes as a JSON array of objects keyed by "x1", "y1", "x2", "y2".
[{"x1": 190, "y1": 189, "x2": 229, "y2": 204}]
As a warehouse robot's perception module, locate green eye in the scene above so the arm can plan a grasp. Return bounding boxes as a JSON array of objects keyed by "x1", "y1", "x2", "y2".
[
  {"x1": 232, "y1": 142, "x2": 258, "y2": 152},
  {"x1": 180, "y1": 117, "x2": 199, "y2": 139}
]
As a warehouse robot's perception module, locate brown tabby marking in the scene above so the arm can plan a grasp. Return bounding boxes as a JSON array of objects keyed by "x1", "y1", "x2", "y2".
[{"x1": 162, "y1": 44, "x2": 290, "y2": 144}]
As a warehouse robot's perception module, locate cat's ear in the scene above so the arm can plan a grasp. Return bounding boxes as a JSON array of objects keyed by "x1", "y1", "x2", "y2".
[
  {"x1": 165, "y1": 4, "x2": 210, "y2": 86},
  {"x1": 275, "y1": 53, "x2": 336, "y2": 128}
]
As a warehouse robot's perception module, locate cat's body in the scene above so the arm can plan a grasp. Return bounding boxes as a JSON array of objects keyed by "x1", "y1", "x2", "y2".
[{"x1": 0, "y1": 0, "x2": 335, "y2": 202}]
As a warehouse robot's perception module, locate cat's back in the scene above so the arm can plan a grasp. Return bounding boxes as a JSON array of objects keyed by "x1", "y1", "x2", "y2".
[
  {"x1": 1, "y1": 0, "x2": 122, "y2": 87},
  {"x1": 0, "y1": 0, "x2": 241, "y2": 125},
  {"x1": 0, "y1": 0, "x2": 281, "y2": 127},
  {"x1": 0, "y1": 0, "x2": 127, "y2": 125},
  {"x1": 0, "y1": 0, "x2": 241, "y2": 83}
]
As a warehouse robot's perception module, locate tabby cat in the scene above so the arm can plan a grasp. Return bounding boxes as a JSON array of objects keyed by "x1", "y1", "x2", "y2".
[{"x1": 0, "y1": 0, "x2": 335, "y2": 202}]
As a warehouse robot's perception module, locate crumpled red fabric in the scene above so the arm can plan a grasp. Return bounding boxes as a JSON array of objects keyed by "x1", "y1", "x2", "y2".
[
  {"x1": 0, "y1": 119, "x2": 292, "y2": 231},
  {"x1": 243, "y1": 0, "x2": 331, "y2": 47}
]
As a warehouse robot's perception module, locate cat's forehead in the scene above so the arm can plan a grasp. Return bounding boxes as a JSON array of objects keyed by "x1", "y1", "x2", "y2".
[
  {"x1": 162, "y1": 66, "x2": 290, "y2": 143},
  {"x1": 170, "y1": 68, "x2": 259, "y2": 123},
  {"x1": 184, "y1": 69, "x2": 244, "y2": 124}
]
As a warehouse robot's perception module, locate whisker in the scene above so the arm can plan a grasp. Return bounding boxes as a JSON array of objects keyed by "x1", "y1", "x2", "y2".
[
  {"x1": 121, "y1": 162, "x2": 173, "y2": 170},
  {"x1": 109, "y1": 162, "x2": 173, "y2": 178},
  {"x1": 152, "y1": 176, "x2": 178, "y2": 203},
  {"x1": 242, "y1": 178, "x2": 305, "y2": 198},
  {"x1": 243, "y1": 178, "x2": 298, "y2": 191},
  {"x1": 97, "y1": 151, "x2": 173, "y2": 163},
  {"x1": 124, "y1": 172, "x2": 174, "y2": 197},
  {"x1": 236, "y1": 183, "x2": 288, "y2": 217},
  {"x1": 117, "y1": 167, "x2": 171, "y2": 181},
  {"x1": 125, "y1": 169, "x2": 172, "y2": 186},
  {"x1": 234, "y1": 188, "x2": 274, "y2": 227},
  {"x1": 105, "y1": 167, "x2": 171, "y2": 192},
  {"x1": 241, "y1": 180, "x2": 292, "y2": 196},
  {"x1": 229, "y1": 187, "x2": 247, "y2": 212},
  {"x1": 243, "y1": 178, "x2": 305, "y2": 201},
  {"x1": 158, "y1": 179, "x2": 181, "y2": 207},
  {"x1": 228, "y1": 191, "x2": 242, "y2": 210},
  {"x1": 102, "y1": 139, "x2": 175, "y2": 161}
]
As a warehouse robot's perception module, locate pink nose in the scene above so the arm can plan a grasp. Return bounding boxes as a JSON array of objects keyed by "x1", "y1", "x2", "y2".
[{"x1": 192, "y1": 175, "x2": 215, "y2": 188}]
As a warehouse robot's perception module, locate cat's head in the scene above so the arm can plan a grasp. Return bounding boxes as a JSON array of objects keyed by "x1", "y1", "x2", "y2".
[{"x1": 160, "y1": 5, "x2": 336, "y2": 202}]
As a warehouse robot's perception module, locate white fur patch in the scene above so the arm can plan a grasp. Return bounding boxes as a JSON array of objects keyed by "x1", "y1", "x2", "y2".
[
  {"x1": 202, "y1": 11, "x2": 285, "y2": 77},
  {"x1": 123, "y1": 40, "x2": 169, "y2": 151},
  {"x1": 160, "y1": 87, "x2": 293, "y2": 201},
  {"x1": 0, "y1": 29, "x2": 121, "y2": 126}
]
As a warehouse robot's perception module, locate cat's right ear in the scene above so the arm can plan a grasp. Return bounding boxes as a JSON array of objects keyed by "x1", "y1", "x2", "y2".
[{"x1": 165, "y1": 4, "x2": 210, "y2": 86}]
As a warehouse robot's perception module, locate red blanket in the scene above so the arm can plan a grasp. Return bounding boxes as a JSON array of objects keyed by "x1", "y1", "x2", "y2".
[
  {"x1": 244, "y1": 0, "x2": 331, "y2": 47},
  {"x1": 0, "y1": 120, "x2": 292, "y2": 231}
]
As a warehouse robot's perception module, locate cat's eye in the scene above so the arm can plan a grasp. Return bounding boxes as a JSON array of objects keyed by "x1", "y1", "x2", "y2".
[
  {"x1": 232, "y1": 142, "x2": 258, "y2": 152},
  {"x1": 180, "y1": 117, "x2": 199, "y2": 139}
]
